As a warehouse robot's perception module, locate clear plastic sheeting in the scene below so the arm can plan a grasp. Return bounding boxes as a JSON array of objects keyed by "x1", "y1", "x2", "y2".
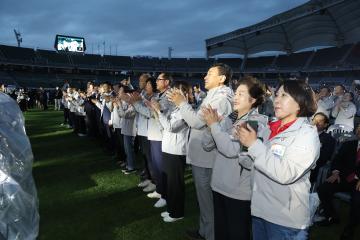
[{"x1": 0, "y1": 92, "x2": 39, "y2": 240}]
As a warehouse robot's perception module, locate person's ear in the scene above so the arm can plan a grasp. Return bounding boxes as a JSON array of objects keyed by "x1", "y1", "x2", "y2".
[{"x1": 219, "y1": 75, "x2": 226, "y2": 84}]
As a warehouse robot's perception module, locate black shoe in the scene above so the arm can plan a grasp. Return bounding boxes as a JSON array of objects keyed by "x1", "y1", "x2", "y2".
[
  {"x1": 185, "y1": 229, "x2": 205, "y2": 240},
  {"x1": 316, "y1": 217, "x2": 340, "y2": 226},
  {"x1": 340, "y1": 226, "x2": 355, "y2": 240}
]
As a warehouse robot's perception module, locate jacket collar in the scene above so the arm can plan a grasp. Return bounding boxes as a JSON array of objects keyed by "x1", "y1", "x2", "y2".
[{"x1": 271, "y1": 117, "x2": 308, "y2": 139}]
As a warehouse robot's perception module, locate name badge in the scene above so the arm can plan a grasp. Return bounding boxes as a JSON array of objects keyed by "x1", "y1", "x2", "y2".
[{"x1": 271, "y1": 144, "x2": 286, "y2": 157}]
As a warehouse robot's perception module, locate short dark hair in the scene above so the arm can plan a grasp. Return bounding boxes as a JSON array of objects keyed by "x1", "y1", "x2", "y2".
[
  {"x1": 211, "y1": 63, "x2": 233, "y2": 86},
  {"x1": 146, "y1": 77, "x2": 157, "y2": 92},
  {"x1": 140, "y1": 73, "x2": 151, "y2": 80},
  {"x1": 278, "y1": 80, "x2": 317, "y2": 117},
  {"x1": 237, "y1": 76, "x2": 266, "y2": 108},
  {"x1": 159, "y1": 72, "x2": 173, "y2": 83},
  {"x1": 313, "y1": 112, "x2": 330, "y2": 125},
  {"x1": 171, "y1": 80, "x2": 191, "y2": 95}
]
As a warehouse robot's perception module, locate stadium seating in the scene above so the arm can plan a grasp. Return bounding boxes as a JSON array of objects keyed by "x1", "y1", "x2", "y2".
[
  {"x1": 245, "y1": 56, "x2": 275, "y2": 70},
  {"x1": 0, "y1": 45, "x2": 35, "y2": 63},
  {"x1": 310, "y1": 44, "x2": 352, "y2": 68},
  {"x1": 188, "y1": 58, "x2": 215, "y2": 72},
  {"x1": 217, "y1": 58, "x2": 243, "y2": 70},
  {"x1": 132, "y1": 57, "x2": 160, "y2": 71},
  {"x1": 275, "y1": 51, "x2": 313, "y2": 69},
  {"x1": 37, "y1": 50, "x2": 71, "y2": 66},
  {"x1": 160, "y1": 58, "x2": 188, "y2": 71},
  {"x1": 103, "y1": 55, "x2": 132, "y2": 69},
  {"x1": 72, "y1": 54, "x2": 104, "y2": 68},
  {"x1": 345, "y1": 42, "x2": 360, "y2": 66}
]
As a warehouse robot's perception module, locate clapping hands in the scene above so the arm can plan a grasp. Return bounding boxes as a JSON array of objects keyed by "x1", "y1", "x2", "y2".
[{"x1": 201, "y1": 105, "x2": 222, "y2": 126}]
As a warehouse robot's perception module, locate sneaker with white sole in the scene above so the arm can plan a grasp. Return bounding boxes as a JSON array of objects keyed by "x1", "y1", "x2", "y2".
[
  {"x1": 143, "y1": 183, "x2": 156, "y2": 193},
  {"x1": 147, "y1": 191, "x2": 161, "y2": 199},
  {"x1": 161, "y1": 211, "x2": 169, "y2": 218},
  {"x1": 154, "y1": 198, "x2": 166, "y2": 208},
  {"x1": 163, "y1": 215, "x2": 183, "y2": 223},
  {"x1": 138, "y1": 179, "x2": 151, "y2": 188}
]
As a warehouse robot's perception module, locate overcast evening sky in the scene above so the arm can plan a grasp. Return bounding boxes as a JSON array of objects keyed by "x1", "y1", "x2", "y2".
[{"x1": 0, "y1": 0, "x2": 308, "y2": 57}]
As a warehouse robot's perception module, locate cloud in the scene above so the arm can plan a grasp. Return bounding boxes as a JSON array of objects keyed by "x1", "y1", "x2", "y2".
[{"x1": 0, "y1": 0, "x2": 308, "y2": 57}]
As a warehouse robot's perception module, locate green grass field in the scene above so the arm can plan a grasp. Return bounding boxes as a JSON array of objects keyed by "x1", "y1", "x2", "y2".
[{"x1": 25, "y1": 109, "x2": 358, "y2": 240}]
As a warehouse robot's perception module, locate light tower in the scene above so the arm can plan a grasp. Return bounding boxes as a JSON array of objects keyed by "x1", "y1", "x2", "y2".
[
  {"x1": 14, "y1": 29, "x2": 22, "y2": 47},
  {"x1": 168, "y1": 47, "x2": 173, "y2": 60}
]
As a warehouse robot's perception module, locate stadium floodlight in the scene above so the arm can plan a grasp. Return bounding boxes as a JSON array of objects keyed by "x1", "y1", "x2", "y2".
[
  {"x1": 168, "y1": 47, "x2": 173, "y2": 60},
  {"x1": 14, "y1": 29, "x2": 22, "y2": 47}
]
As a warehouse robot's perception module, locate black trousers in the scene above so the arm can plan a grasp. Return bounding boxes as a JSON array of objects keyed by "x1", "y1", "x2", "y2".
[
  {"x1": 114, "y1": 128, "x2": 126, "y2": 162},
  {"x1": 213, "y1": 191, "x2": 251, "y2": 240},
  {"x1": 318, "y1": 180, "x2": 360, "y2": 228},
  {"x1": 85, "y1": 110, "x2": 98, "y2": 137},
  {"x1": 69, "y1": 112, "x2": 75, "y2": 128},
  {"x1": 138, "y1": 136, "x2": 152, "y2": 180},
  {"x1": 77, "y1": 115, "x2": 86, "y2": 134},
  {"x1": 63, "y1": 108, "x2": 69, "y2": 124},
  {"x1": 162, "y1": 152, "x2": 186, "y2": 218}
]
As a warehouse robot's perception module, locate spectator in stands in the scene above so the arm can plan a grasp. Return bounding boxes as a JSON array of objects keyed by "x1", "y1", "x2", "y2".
[
  {"x1": 237, "y1": 80, "x2": 319, "y2": 240},
  {"x1": 201, "y1": 76, "x2": 269, "y2": 240},
  {"x1": 258, "y1": 84, "x2": 275, "y2": 118},
  {"x1": 193, "y1": 83, "x2": 206, "y2": 107},
  {"x1": 310, "y1": 112, "x2": 336, "y2": 183},
  {"x1": 152, "y1": 81, "x2": 191, "y2": 223},
  {"x1": 168, "y1": 63, "x2": 233, "y2": 240},
  {"x1": 351, "y1": 80, "x2": 360, "y2": 128},
  {"x1": 333, "y1": 84, "x2": 346, "y2": 105},
  {"x1": 317, "y1": 124, "x2": 360, "y2": 240},
  {"x1": 331, "y1": 92, "x2": 357, "y2": 131},
  {"x1": 316, "y1": 86, "x2": 335, "y2": 117},
  {"x1": 0, "y1": 83, "x2": 5, "y2": 93},
  {"x1": 54, "y1": 87, "x2": 63, "y2": 111}
]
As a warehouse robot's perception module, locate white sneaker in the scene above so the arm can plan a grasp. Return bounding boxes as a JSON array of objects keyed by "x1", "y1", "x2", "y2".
[
  {"x1": 163, "y1": 215, "x2": 183, "y2": 223},
  {"x1": 161, "y1": 211, "x2": 169, "y2": 218},
  {"x1": 138, "y1": 179, "x2": 151, "y2": 188},
  {"x1": 77, "y1": 133, "x2": 87, "y2": 137},
  {"x1": 143, "y1": 183, "x2": 156, "y2": 193},
  {"x1": 147, "y1": 191, "x2": 161, "y2": 199},
  {"x1": 154, "y1": 198, "x2": 166, "y2": 208}
]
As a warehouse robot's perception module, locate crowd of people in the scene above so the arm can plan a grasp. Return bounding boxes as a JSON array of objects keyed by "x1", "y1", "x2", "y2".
[
  {"x1": 0, "y1": 83, "x2": 51, "y2": 111},
  {"x1": 3, "y1": 63, "x2": 360, "y2": 240}
]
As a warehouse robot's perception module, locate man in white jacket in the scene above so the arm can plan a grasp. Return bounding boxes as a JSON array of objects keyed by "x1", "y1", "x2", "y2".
[{"x1": 168, "y1": 63, "x2": 233, "y2": 240}]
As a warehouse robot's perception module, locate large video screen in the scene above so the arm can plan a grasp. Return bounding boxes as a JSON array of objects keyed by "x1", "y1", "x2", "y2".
[{"x1": 55, "y1": 35, "x2": 86, "y2": 53}]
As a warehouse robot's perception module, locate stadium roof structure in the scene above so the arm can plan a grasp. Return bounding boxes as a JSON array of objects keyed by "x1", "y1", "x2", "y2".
[{"x1": 205, "y1": 0, "x2": 360, "y2": 57}]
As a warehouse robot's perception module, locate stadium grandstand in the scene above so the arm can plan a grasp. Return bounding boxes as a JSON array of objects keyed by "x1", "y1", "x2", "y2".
[{"x1": 0, "y1": 0, "x2": 359, "y2": 89}]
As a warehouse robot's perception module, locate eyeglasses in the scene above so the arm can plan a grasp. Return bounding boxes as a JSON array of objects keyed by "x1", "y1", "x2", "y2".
[{"x1": 156, "y1": 78, "x2": 167, "y2": 81}]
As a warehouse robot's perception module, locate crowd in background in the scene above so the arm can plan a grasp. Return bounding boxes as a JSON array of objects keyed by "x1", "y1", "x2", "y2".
[{"x1": 1, "y1": 65, "x2": 360, "y2": 240}]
